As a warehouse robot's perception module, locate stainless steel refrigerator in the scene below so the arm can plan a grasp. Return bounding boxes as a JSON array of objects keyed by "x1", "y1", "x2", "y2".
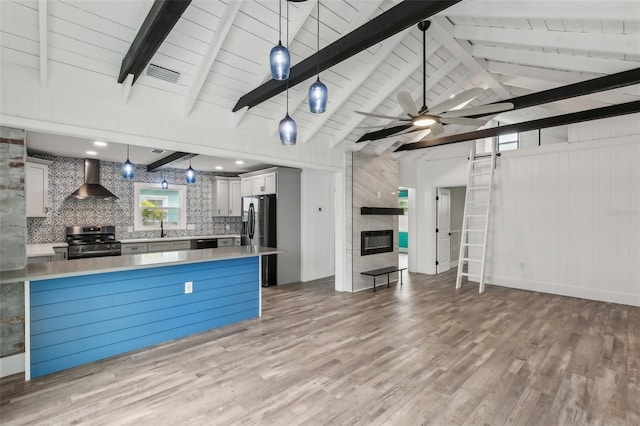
[{"x1": 241, "y1": 194, "x2": 277, "y2": 286}]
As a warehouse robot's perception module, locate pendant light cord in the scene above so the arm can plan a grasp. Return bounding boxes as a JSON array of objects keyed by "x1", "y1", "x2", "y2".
[
  {"x1": 278, "y1": 0, "x2": 282, "y2": 43},
  {"x1": 286, "y1": 0, "x2": 290, "y2": 114},
  {"x1": 316, "y1": 0, "x2": 320, "y2": 78}
]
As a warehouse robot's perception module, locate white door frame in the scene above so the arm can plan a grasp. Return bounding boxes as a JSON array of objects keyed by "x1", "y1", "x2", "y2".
[{"x1": 436, "y1": 188, "x2": 451, "y2": 274}]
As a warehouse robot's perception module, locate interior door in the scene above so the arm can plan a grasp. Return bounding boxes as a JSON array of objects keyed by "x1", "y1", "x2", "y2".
[{"x1": 437, "y1": 188, "x2": 451, "y2": 273}]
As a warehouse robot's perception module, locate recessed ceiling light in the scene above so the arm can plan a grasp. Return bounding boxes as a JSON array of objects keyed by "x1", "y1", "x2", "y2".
[
  {"x1": 215, "y1": 166, "x2": 223, "y2": 170},
  {"x1": 94, "y1": 141, "x2": 107, "y2": 147},
  {"x1": 235, "y1": 160, "x2": 244, "y2": 165},
  {"x1": 86, "y1": 150, "x2": 97, "y2": 155}
]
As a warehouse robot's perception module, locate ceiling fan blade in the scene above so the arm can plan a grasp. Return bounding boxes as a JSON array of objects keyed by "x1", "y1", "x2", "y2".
[
  {"x1": 397, "y1": 92, "x2": 418, "y2": 117},
  {"x1": 430, "y1": 122, "x2": 444, "y2": 136},
  {"x1": 394, "y1": 126, "x2": 421, "y2": 136},
  {"x1": 439, "y1": 117, "x2": 489, "y2": 126},
  {"x1": 354, "y1": 111, "x2": 409, "y2": 121},
  {"x1": 441, "y1": 102, "x2": 515, "y2": 118},
  {"x1": 428, "y1": 88, "x2": 486, "y2": 115}
]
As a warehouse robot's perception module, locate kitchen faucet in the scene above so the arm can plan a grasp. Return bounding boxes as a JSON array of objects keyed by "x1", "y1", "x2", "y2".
[{"x1": 160, "y1": 220, "x2": 167, "y2": 238}]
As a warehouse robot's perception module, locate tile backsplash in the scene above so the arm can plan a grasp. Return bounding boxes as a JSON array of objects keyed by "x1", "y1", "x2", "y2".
[{"x1": 27, "y1": 155, "x2": 242, "y2": 244}]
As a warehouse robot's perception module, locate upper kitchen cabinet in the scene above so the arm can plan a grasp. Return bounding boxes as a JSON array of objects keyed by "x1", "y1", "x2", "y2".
[
  {"x1": 250, "y1": 171, "x2": 277, "y2": 196},
  {"x1": 212, "y1": 177, "x2": 241, "y2": 217},
  {"x1": 241, "y1": 177, "x2": 251, "y2": 197},
  {"x1": 26, "y1": 157, "x2": 52, "y2": 217},
  {"x1": 229, "y1": 179, "x2": 241, "y2": 217},
  {"x1": 212, "y1": 177, "x2": 229, "y2": 217}
]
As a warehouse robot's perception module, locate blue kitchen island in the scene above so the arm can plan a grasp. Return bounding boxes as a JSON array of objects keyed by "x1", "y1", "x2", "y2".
[{"x1": 0, "y1": 246, "x2": 281, "y2": 380}]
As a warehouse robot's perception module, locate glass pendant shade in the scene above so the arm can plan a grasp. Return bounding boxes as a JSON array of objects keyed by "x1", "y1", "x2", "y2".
[
  {"x1": 121, "y1": 160, "x2": 134, "y2": 180},
  {"x1": 279, "y1": 114, "x2": 297, "y2": 146},
  {"x1": 308, "y1": 78, "x2": 328, "y2": 113},
  {"x1": 185, "y1": 166, "x2": 196, "y2": 184},
  {"x1": 270, "y1": 42, "x2": 290, "y2": 80},
  {"x1": 161, "y1": 178, "x2": 169, "y2": 189}
]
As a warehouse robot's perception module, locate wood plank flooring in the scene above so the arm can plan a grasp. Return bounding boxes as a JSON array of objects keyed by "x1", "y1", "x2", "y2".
[{"x1": 1, "y1": 269, "x2": 639, "y2": 425}]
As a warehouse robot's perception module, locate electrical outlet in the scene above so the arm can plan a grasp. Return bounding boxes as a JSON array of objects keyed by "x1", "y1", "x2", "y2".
[
  {"x1": 225, "y1": 224, "x2": 230, "y2": 230},
  {"x1": 185, "y1": 281, "x2": 193, "y2": 294},
  {"x1": 127, "y1": 226, "x2": 134, "y2": 233}
]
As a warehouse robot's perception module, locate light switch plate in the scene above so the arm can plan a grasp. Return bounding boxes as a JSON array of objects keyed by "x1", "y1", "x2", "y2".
[{"x1": 127, "y1": 226, "x2": 134, "y2": 233}]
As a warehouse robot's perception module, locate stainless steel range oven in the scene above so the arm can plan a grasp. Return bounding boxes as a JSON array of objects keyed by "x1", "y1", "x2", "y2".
[{"x1": 65, "y1": 225, "x2": 121, "y2": 259}]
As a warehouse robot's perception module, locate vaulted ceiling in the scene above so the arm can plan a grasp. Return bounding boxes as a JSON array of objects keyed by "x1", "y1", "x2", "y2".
[{"x1": 1, "y1": 0, "x2": 639, "y2": 160}]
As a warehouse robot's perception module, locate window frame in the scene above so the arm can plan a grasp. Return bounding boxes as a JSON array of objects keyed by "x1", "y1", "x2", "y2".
[{"x1": 133, "y1": 182, "x2": 187, "y2": 231}]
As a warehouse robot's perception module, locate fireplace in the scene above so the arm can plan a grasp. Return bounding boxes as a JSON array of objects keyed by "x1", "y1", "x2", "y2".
[{"x1": 361, "y1": 230, "x2": 394, "y2": 256}]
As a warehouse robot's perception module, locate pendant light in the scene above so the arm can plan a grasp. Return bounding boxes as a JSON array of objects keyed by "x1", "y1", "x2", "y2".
[
  {"x1": 185, "y1": 157, "x2": 196, "y2": 184},
  {"x1": 279, "y1": 1, "x2": 296, "y2": 145},
  {"x1": 308, "y1": 0, "x2": 327, "y2": 114},
  {"x1": 121, "y1": 145, "x2": 135, "y2": 180},
  {"x1": 269, "y1": 0, "x2": 290, "y2": 80},
  {"x1": 161, "y1": 177, "x2": 169, "y2": 189}
]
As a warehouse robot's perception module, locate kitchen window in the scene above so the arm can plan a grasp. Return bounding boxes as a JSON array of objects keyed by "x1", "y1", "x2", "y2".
[{"x1": 134, "y1": 183, "x2": 187, "y2": 231}]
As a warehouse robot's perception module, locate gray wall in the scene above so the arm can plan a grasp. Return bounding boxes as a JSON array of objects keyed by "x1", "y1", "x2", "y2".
[
  {"x1": 27, "y1": 155, "x2": 241, "y2": 244},
  {"x1": 352, "y1": 151, "x2": 399, "y2": 292},
  {"x1": 0, "y1": 126, "x2": 26, "y2": 360}
]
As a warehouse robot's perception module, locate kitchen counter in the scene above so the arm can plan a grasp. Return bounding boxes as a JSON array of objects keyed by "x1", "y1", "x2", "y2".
[
  {"x1": 119, "y1": 234, "x2": 240, "y2": 244},
  {"x1": 11, "y1": 245, "x2": 282, "y2": 380},
  {"x1": 26, "y1": 242, "x2": 68, "y2": 258},
  {"x1": 2, "y1": 246, "x2": 280, "y2": 285}
]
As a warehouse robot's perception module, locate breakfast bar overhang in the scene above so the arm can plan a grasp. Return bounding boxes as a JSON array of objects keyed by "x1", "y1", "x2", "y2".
[{"x1": 0, "y1": 246, "x2": 281, "y2": 380}]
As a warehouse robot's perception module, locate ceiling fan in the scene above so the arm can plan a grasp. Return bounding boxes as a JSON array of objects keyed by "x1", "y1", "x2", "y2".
[{"x1": 355, "y1": 21, "x2": 514, "y2": 140}]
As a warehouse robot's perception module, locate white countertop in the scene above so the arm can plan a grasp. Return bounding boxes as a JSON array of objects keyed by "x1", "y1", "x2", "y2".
[
  {"x1": 2, "y1": 246, "x2": 282, "y2": 284},
  {"x1": 119, "y1": 234, "x2": 240, "y2": 244},
  {"x1": 26, "y1": 242, "x2": 68, "y2": 258}
]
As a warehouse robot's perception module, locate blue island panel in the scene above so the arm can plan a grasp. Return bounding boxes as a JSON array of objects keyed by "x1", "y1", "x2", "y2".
[{"x1": 30, "y1": 257, "x2": 259, "y2": 378}]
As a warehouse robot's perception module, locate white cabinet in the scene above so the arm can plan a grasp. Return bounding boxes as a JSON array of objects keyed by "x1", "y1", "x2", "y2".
[
  {"x1": 217, "y1": 238, "x2": 234, "y2": 247},
  {"x1": 26, "y1": 159, "x2": 51, "y2": 217},
  {"x1": 251, "y1": 172, "x2": 277, "y2": 195},
  {"x1": 170, "y1": 240, "x2": 191, "y2": 251},
  {"x1": 241, "y1": 177, "x2": 252, "y2": 197},
  {"x1": 213, "y1": 177, "x2": 242, "y2": 216},
  {"x1": 229, "y1": 179, "x2": 241, "y2": 216},
  {"x1": 212, "y1": 177, "x2": 230, "y2": 217},
  {"x1": 147, "y1": 241, "x2": 172, "y2": 253},
  {"x1": 121, "y1": 243, "x2": 148, "y2": 254},
  {"x1": 53, "y1": 247, "x2": 68, "y2": 261}
]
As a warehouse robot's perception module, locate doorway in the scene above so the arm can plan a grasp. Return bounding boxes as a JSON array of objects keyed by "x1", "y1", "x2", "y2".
[
  {"x1": 436, "y1": 186, "x2": 466, "y2": 273},
  {"x1": 398, "y1": 188, "x2": 409, "y2": 270}
]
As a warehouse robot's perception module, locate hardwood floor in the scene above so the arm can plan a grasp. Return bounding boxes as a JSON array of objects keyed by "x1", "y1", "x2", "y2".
[{"x1": 1, "y1": 269, "x2": 638, "y2": 425}]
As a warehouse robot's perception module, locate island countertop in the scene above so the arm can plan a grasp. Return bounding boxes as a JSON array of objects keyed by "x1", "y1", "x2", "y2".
[{"x1": 1, "y1": 246, "x2": 282, "y2": 284}]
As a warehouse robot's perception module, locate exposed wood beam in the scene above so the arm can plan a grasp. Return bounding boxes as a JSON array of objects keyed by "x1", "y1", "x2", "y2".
[
  {"x1": 232, "y1": 0, "x2": 463, "y2": 112},
  {"x1": 396, "y1": 101, "x2": 640, "y2": 152},
  {"x1": 121, "y1": 73, "x2": 134, "y2": 103},
  {"x1": 118, "y1": 0, "x2": 192, "y2": 84},
  {"x1": 473, "y1": 44, "x2": 640, "y2": 75},
  {"x1": 38, "y1": 0, "x2": 47, "y2": 87},
  {"x1": 430, "y1": 17, "x2": 510, "y2": 98},
  {"x1": 454, "y1": 25, "x2": 640, "y2": 57},
  {"x1": 147, "y1": 152, "x2": 197, "y2": 172},
  {"x1": 301, "y1": 29, "x2": 412, "y2": 144},
  {"x1": 184, "y1": 0, "x2": 242, "y2": 117},
  {"x1": 230, "y1": 0, "x2": 317, "y2": 128},
  {"x1": 444, "y1": 1, "x2": 640, "y2": 20}
]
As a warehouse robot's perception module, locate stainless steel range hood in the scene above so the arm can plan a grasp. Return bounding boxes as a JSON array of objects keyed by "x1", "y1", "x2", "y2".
[{"x1": 68, "y1": 159, "x2": 118, "y2": 200}]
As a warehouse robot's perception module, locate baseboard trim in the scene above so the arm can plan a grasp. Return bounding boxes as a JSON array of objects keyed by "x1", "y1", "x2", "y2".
[
  {"x1": 0, "y1": 353, "x2": 25, "y2": 378},
  {"x1": 484, "y1": 275, "x2": 640, "y2": 307}
]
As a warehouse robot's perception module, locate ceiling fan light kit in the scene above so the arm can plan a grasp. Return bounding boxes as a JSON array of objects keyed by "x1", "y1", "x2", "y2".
[{"x1": 355, "y1": 20, "x2": 514, "y2": 142}]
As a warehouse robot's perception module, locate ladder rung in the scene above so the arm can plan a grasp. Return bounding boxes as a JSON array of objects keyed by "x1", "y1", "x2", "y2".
[
  {"x1": 463, "y1": 258, "x2": 482, "y2": 262},
  {"x1": 469, "y1": 186, "x2": 491, "y2": 190},
  {"x1": 472, "y1": 158, "x2": 492, "y2": 163},
  {"x1": 463, "y1": 243, "x2": 484, "y2": 247},
  {"x1": 460, "y1": 272, "x2": 481, "y2": 278}
]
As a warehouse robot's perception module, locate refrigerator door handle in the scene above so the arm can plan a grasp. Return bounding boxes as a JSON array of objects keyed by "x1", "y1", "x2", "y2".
[{"x1": 248, "y1": 203, "x2": 255, "y2": 240}]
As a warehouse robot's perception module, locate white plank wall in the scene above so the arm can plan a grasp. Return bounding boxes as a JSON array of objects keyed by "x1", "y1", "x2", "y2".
[{"x1": 483, "y1": 126, "x2": 640, "y2": 306}]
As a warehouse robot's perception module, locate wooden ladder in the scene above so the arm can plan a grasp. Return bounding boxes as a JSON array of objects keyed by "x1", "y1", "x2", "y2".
[{"x1": 455, "y1": 140, "x2": 497, "y2": 293}]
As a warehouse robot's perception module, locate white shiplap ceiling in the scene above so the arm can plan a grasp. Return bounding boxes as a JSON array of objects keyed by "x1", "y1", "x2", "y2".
[{"x1": 1, "y1": 0, "x2": 639, "y2": 160}]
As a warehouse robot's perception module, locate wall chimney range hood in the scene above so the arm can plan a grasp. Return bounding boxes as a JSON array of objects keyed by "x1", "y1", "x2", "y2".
[
  {"x1": 361, "y1": 207, "x2": 404, "y2": 215},
  {"x1": 68, "y1": 159, "x2": 118, "y2": 200}
]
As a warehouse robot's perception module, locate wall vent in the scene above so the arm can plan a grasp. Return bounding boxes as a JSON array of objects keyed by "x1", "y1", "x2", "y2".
[{"x1": 146, "y1": 63, "x2": 180, "y2": 84}]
